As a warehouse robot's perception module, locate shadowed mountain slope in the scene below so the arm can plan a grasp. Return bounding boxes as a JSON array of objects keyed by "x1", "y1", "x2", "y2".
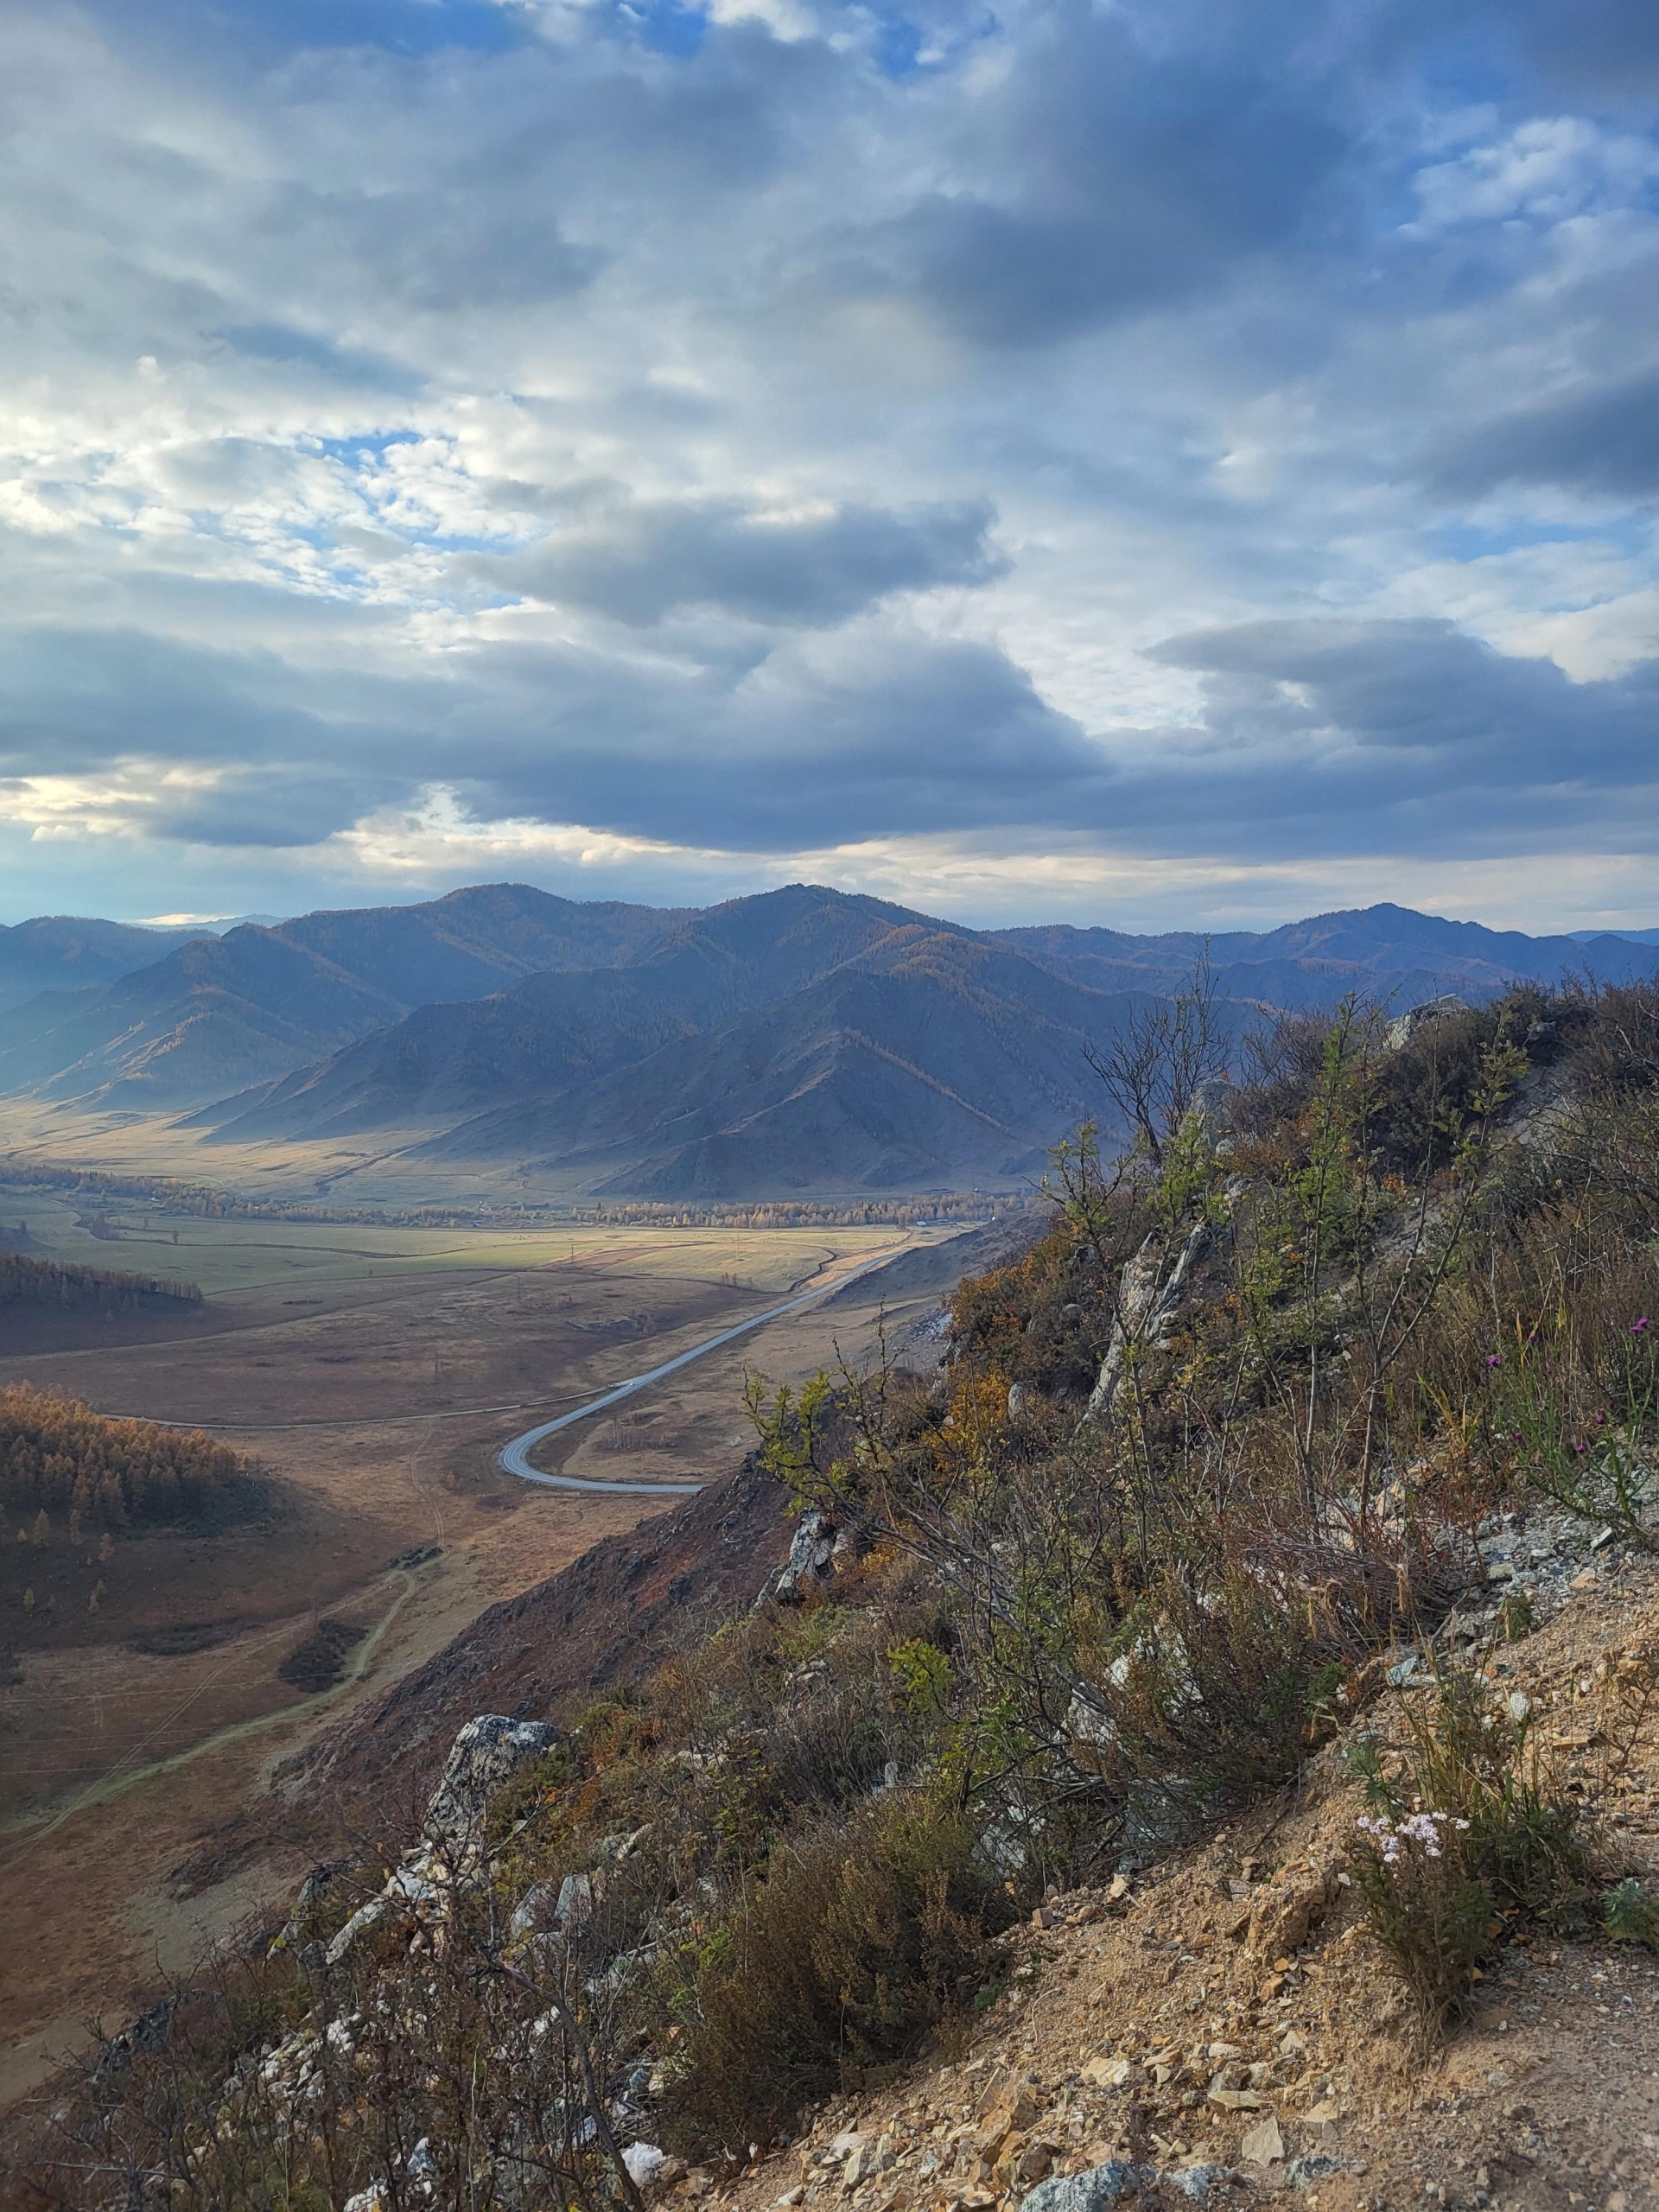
[
  {"x1": 197, "y1": 887, "x2": 947, "y2": 1141},
  {"x1": 996, "y1": 901, "x2": 1659, "y2": 1007},
  {"x1": 3, "y1": 889, "x2": 1656, "y2": 1179},
  {"x1": 403, "y1": 936, "x2": 1215, "y2": 1197},
  {"x1": 0, "y1": 916, "x2": 213, "y2": 1015},
  {"x1": 0, "y1": 930, "x2": 410, "y2": 1109},
  {"x1": 0, "y1": 885, "x2": 686, "y2": 1109},
  {"x1": 272, "y1": 881, "x2": 682, "y2": 1007}
]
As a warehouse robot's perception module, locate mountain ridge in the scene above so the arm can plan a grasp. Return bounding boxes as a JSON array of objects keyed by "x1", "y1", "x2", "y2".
[{"x1": 3, "y1": 886, "x2": 1657, "y2": 1198}]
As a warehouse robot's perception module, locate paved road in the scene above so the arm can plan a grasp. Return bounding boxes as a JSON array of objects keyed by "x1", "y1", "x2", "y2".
[{"x1": 495, "y1": 1246, "x2": 911, "y2": 1496}]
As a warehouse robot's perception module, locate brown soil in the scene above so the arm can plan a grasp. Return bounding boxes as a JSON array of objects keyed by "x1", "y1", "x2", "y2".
[{"x1": 715, "y1": 1560, "x2": 1659, "y2": 2212}]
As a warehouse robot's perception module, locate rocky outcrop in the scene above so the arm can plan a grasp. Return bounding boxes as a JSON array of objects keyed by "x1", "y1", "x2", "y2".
[
  {"x1": 423, "y1": 1715, "x2": 562, "y2": 1866},
  {"x1": 1082, "y1": 1216, "x2": 1215, "y2": 1429},
  {"x1": 320, "y1": 1713, "x2": 560, "y2": 1966},
  {"x1": 763, "y1": 1505, "x2": 868, "y2": 1604}
]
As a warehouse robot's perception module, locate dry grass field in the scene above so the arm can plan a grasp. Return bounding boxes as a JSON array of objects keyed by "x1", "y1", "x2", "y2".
[{"x1": 0, "y1": 1189, "x2": 949, "y2": 2102}]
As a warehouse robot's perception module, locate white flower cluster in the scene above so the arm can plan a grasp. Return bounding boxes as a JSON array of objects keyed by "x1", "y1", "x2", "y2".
[{"x1": 1356, "y1": 1809, "x2": 1470, "y2": 1865}]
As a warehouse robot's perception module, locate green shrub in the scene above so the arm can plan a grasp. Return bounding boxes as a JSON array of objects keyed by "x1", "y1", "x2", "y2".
[
  {"x1": 1347, "y1": 1669, "x2": 1592, "y2": 2028},
  {"x1": 1603, "y1": 1878, "x2": 1659, "y2": 1948}
]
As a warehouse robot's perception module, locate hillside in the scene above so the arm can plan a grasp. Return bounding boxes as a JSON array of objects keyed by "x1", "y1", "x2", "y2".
[
  {"x1": 0, "y1": 916, "x2": 213, "y2": 1015},
  {"x1": 271, "y1": 880, "x2": 683, "y2": 1007},
  {"x1": 403, "y1": 940, "x2": 1198, "y2": 1197},
  {"x1": 997, "y1": 901, "x2": 1659, "y2": 1007},
  {"x1": 12, "y1": 973, "x2": 1659, "y2": 2210},
  {"x1": 213, "y1": 908, "x2": 1194, "y2": 1195},
  {"x1": 213, "y1": 895, "x2": 1652, "y2": 1199},
  {"x1": 3, "y1": 887, "x2": 1657, "y2": 1186},
  {"x1": 0, "y1": 884, "x2": 683, "y2": 1109}
]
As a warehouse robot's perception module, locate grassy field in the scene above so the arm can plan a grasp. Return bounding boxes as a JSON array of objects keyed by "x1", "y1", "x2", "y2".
[{"x1": 0, "y1": 1187, "x2": 914, "y2": 1299}]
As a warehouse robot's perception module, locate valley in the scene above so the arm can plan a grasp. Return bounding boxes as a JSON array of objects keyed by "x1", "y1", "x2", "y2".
[{"x1": 0, "y1": 1197, "x2": 971, "y2": 2101}]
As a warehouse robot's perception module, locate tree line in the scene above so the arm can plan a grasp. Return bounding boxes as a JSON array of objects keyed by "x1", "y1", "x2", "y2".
[
  {"x1": 0, "y1": 1251, "x2": 202, "y2": 1313},
  {"x1": 0, "y1": 1385, "x2": 248, "y2": 1529}
]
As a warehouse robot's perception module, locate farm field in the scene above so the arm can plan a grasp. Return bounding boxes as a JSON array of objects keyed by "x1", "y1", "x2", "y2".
[{"x1": 0, "y1": 1202, "x2": 955, "y2": 2100}]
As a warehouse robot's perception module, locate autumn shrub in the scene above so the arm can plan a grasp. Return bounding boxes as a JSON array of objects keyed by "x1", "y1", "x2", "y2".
[{"x1": 653, "y1": 1786, "x2": 1006, "y2": 2151}]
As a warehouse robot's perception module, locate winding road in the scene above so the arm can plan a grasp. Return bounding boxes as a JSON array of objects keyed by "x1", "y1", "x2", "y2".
[{"x1": 495, "y1": 1243, "x2": 912, "y2": 1496}]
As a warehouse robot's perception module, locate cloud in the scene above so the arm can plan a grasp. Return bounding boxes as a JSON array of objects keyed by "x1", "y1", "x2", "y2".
[
  {"x1": 4, "y1": 0, "x2": 1659, "y2": 928},
  {"x1": 1146, "y1": 616, "x2": 1659, "y2": 855},
  {"x1": 1431, "y1": 365, "x2": 1659, "y2": 498},
  {"x1": 471, "y1": 493, "x2": 1005, "y2": 625},
  {"x1": 829, "y1": 7, "x2": 1348, "y2": 347}
]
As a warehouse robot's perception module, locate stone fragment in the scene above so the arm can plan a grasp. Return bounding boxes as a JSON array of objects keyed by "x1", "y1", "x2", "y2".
[
  {"x1": 1247, "y1": 1867, "x2": 1331, "y2": 1961},
  {"x1": 1082, "y1": 2058, "x2": 1135, "y2": 2089},
  {"x1": 1240, "y1": 2117, "x2": 1284, "y2": 2166},
  {"x1": 1207, "y1": 2088, "x2": 1264, "y2": 2112},
  {"x1": 1164, "y1": 2165, "x2": 1225, "y2": 2202},
  {"x1": 975, "y1": 2088, "x2": 1039, "y2": 2156},
  {"x1": 1285, "y1": 2155, "x2": 1347, "y2": 2191}
]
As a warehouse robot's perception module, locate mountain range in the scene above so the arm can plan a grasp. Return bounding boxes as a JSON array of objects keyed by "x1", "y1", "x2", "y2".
[{"x1": 1, "y1": 884, "x2": 1655, "y2": 1198}]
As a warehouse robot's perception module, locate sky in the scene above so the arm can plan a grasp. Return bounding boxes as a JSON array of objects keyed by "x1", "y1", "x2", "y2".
[{"x1": 3, "y1": 0, "x2": 1658, "y2": 934}]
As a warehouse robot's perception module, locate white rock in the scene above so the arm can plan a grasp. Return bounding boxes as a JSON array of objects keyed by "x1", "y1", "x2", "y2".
[
  {"x1": 556, "y1": 1872, "x2": 595, "y2": 1931},
  {"x1": 623, "y1": 2144, "x2": 668, "y2": 2185}
]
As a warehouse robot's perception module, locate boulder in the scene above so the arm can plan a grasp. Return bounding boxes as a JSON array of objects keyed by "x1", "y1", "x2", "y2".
[
  {"x1": 769, "y1": 1508, "x2": 840, "y2": 1603},
  {"x1": 1020, "y1": 2162, "x2": 1155, "y2": 2212}
]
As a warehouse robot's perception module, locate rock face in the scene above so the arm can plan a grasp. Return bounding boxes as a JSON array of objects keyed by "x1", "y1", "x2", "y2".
[
  {"x1": 322, "y1": 1713, "x2": 560, "y2": 1965},
  {"x1": 768, "y1": 1508, "x2": 840, "y2": 1603},
  {"x1": 1082, "y1": 1217, "x2": 1213, "y2": 1428},
  {"x1": 423, "y1": 1715, "x2": 562, "y2": 1863}
]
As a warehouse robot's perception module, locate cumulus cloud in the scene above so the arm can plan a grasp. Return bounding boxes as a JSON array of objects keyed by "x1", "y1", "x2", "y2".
[{"x1": 3, "y1": 0, "x2": 1659, "y2": 926}]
